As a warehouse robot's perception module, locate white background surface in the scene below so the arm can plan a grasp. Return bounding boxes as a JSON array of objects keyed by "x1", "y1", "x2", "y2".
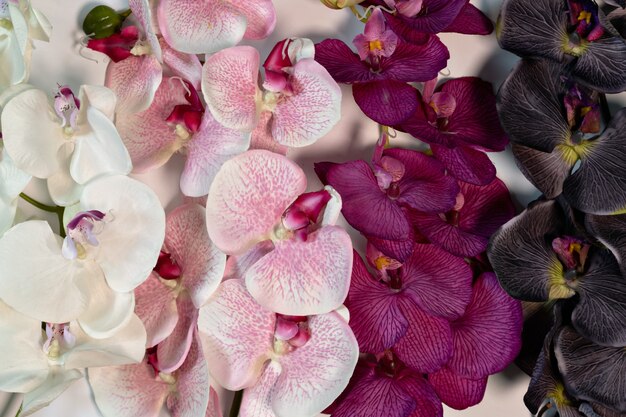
[{"x1": 5, "y1": 0, "x2": 611, "y2": 415}]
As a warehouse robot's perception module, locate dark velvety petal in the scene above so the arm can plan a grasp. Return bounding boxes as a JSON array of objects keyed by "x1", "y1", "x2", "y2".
[
  {"x1": 353, "y1": 80, "x2": 420, "y2": 125},
  {"x1": 449, "y1": 273, "x2": 522, "y2": 378},
  {"x1": 431, "y1": 145, "x2": 496, "y2": 186},
  {"x1": 387, "y1": 0, "x2": 467, "y2": 34},
  {"x1": 401, "y1": 244, "x2": 473, "y2": 320},
  {"x1": 497, "y1": 0, "x2": 568, "y2": 62},
  {"x1": 381, "y1": 38, "x2": 449, "y2": 82},
  {"x1": 443, "y1": 3, "x2": 494, "y2": 35},
  {"x1": 573, "y1": 37, "x2": 626, "y2": 94},
  {"x1": 564, "y1": 109, "x2": 626, "y2": 214},
  {"x1": 497, "y1": 59, "x2": 570, "y2": 152},
  {"x1": 384, "y1": 148, "x2": 459, "y2": 213},
  {"x1": 582, "y1": 402, "x2": 626, "y2": 417},
  {"x1": 366, "y1": 234, "x2": 416, "y2": 263},
  {"x1": 512, "y1": 144, "x2": 576, "y2": 199},
  {"x1": 396, "y1": 371, "x2": 443, "y2": 417},
  {"x1": 442, "y1": 77, "x2": 508, "y2": 152},
  {"x1": 556, "y1": 326, "x2": 626, "y2": 412},
  {"x1": 571, "y1": 249, "x2": 626, "y2": 346},
  {"x1": 517, "y1": 302, "x2": 556, "y2": 376},
  {"x1": 586, "y1": 213, "x2": 626, "y2": 276},
  {"x1": 393, "y1": 297, "x2": 453, "y2": 373},
  {"x1": 314, "y1": 39, "x2": 373, "y2": 83},
  {"x1": 487, "y1": 200, "x2": 565, "y2": 301},
  {"x1": 459, "y1": 178, "x2": 516, "y2": 238},
  {"x1": 324, "y1": 160, "x2": 412, "y2": 240},
  {"x1": 429, "y1": 367, "x2": 488, "y2": 410},
  {"x1": 347, "y1": 252, "x2": 408, "y2": 353}
]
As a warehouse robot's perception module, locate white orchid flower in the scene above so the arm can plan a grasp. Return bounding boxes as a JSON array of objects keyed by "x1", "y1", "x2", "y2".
[
  {"x1": 0, "y1": 0, "x2": 51, "y2": 91},
  {"x1": 0, "y1": 84, "x2": 132, "y2": 205},
  {"x1": 0, "y1": 175, "x2": 165, "y2": 338},
  {"x1": 0, "y1": 300, "x2": 146, "y2": 417}
]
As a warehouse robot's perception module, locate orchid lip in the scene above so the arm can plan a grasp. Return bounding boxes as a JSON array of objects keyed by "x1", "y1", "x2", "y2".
[{"x1": 62, "y1": 210, "x2": 111, "y2": 260}]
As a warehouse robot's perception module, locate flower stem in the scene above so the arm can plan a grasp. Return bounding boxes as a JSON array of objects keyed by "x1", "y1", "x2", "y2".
[
  {"x1": 349, "y1": 5, "x2": 368, "y2": 22},
  {"x1": 14, "y1": 403, "x2": 22, "y2": 417},
  {"x1": 19, "y1": 193, "x2": 66, "y2": 238},
  {"x1": 228, "y1": 390, "x2": 243, "y2": 417}
]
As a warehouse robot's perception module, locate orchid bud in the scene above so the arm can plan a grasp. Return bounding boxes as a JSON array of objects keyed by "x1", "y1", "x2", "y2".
[
  {"x1": 82, "y1": 5, "x2": 130, "y2": 39},
  {"x1": 320, "y1": 0, "x2": 365, "y2": 9}
]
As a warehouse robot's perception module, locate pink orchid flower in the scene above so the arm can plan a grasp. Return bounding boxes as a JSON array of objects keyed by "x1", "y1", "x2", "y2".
[
  {"x1": 157, "y1": 0, "x2": 276, "y2": 54},
  {"x1": 202, "y1": 38, "x2": 341, "y2": 149},
  {"x1": 135, "y1": 203, "x2": 226, "y2": 373},
  {"x1": 198, "y1": 279, "x2": 359, "y2": 417},
  {"x1": 206, "y1": 150, "x2": 352, "y2": 315},
  {"x1": 87, "y1": 0, "x2": 202, "y2": 114},
  {"x1": 116, "y1": 76, "x2": 249, "y2": 196}
]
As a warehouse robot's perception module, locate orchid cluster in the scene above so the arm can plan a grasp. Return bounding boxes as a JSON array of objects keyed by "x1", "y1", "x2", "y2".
[{"x1": 489, "y1": 0, "x2": 626, "y2": 416}]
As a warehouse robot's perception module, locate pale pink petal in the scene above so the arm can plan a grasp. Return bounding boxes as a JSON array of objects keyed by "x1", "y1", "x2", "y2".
[
  {"x1": 206, "y1": 387, "x2": 223, "y2": 417},
  {"x1": 271, "y1": 59, "x2": 341, "y2": 147},
  {"x1": 206, "y1": 150, "x2": 306, "y2": 254},
  {"x1": 168, "y1": 332, "x2": 210, "y2": 417},
  {"x1": 105, "y1": 54, "x2": 162, "y2": 114},
  {"x1": 245, "y1": 226, "x2": 353, "y2": 315},
  {"x1": 116, "y1": 77, "x2": 187, "y2": 172},
  {"x1": 129, "y1": 0, "x2": 162, "y2": 61},
  {"x1": 159, "y1": 37, "x2": 202, "y2": 89},
  {"x1": 181, "y1": 111, "x2": 251, "y2": 197},
  {"x1": 229, "y1": 0, "x2": 276, "y2": 40},
  {"x1": 202, "y1": 46, "x2": 261, "y2": 132},
  {"x1": 197, "y1": 279, "x2": 275, "y2": 390},
  {"x1": 157, "y1": 293, "x2": 197, "y2": 373},
  {"x1": 158, "y1": 0, "x2": 246, "y2": 54},
  {"x1": 250, "y1": 111, "x2": 288, "y2": 155},
  {"x1": 166, "y1": 203, "x2": 226, "y2": 307},
  {"x1": 89, "y1": 360, "x2": 169, "y2": 417},
  {"x1": 240, "y1": 361, "x2": 281, "y2": 417},
  {"x1": 271, "y1": 312, "x2": 359, "y2": 417},
  {"x1": 134, "y1": 272, "x2": 178, "y2": 348},
  {"x1": 223, "y1": 240, "x2": 275, "y2": 281}
]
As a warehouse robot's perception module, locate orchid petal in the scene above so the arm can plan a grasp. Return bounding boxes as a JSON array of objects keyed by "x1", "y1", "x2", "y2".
[
  {"x1": 250, "y1": 111, "x2": 288, "y2": 155},
  {"x1": 240, "y1": 361, "x2": 281, "y2": 417},
  {"x1": 105, "y1": 54, "x2": 162, "y2": 114},
  {"x1": 157, "y1": 293, "x2": 197, "y2": 373},
  {"x1": 21, "y1": 369, "x2": 83, "y2": 416},
  {"x1": 443, "y1": 3, "x2": 493, "y2": 35},
  {"x1": 129, "y1": 0, "x2": 162, "y2": 61},
  {"x1": 77, "y1": 85, "x2": 117, "y2": 122},
  {"x1": 202, "y1": 46, "x2": 261, "y2": 132},
  {"x1": 134, "y1": 273, "x2": 178, "y2": 348},
  {"x1": 353, "y1": 79, "x2": 419, "y2": 125},
  {"x1": 512, "y1": 144, "x2": 575, "y2": 199},
  {"x1": 429, "y1": 367, "x2": 487, "y2": 410},
  {"x1": 230, "y1": 0, "x2": 276, "y2": 40},
  {"x1": 160, "y1": 38, "x2": 202, "y2": 89},
  {"x1": 224, "y1": 240, "x2": 274, "y2": 281},
  {"x1": 46, "y1": 147, "x2": 83, "y2": 206},
  {"x1": 0, "y1": 27, "x2": 26, "y2": 89},
  {"x1": 586, "y1": 213, "x2": 626, "y2": 276},
  {"x1": 206, "y1": 150, "x2": 306, "y2": 255},
  {"x1": 245, "y1": 226, "x2": 352, "y2": 315},
  {"x1": 430, "y1": 145, "x2": 496, "y2": 186},
  {"x1": 573, "y1": 37, "x2": 626, "y2": 93},
  {"x1": 314, "y1": 39, "x2": 373, "y2": 83}
]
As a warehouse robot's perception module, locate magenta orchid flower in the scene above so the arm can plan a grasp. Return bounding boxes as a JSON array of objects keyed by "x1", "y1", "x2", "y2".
[
  {"x1": 157, "y1": 0, "x2": 276, "y2": 54},
  {"x1": 206, "y1": 150, "x2": 352, "y2": 315},
  {"x1": 202, "y1": 38, "x2": 341, "y2": 149},
  {"x1": 198, "y1": 279, "x2": 359, "y2": 417},
  {"x1": 315, "y1": 8, "x2": 449, "y2": 125},
  {"x1": 134, "y1": 203, "x2": 225, "y2": 373},
  {"x1": 396, "y1": 77, "x2": 509, "y2": 185},
  {"x1": 117, "y1": 76, "x2": 249, "y2": 196}
]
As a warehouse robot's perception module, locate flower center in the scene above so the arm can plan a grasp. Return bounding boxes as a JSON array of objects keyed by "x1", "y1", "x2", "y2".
[
  {"x1": 563, "y1": 83, "x2": 600, "y2": 136},
  {"x1": 165, "y1": 79, "x2": 205, "y2": 146},
  {"x1": 552, "y1": 236, "x2": 590, "y2": 277},
  {"x1": 62, "y1": 210, "x2": 110, "y2": 260},
  {"x1": 567, "y1": 0, "x2": 604, "y2": 43},
  {"x1": 43, "y1": 322, "x2": 75, "y2": 364},
  {"x1": 281, "y1": 189, "x2": 333, "y2": 241},
  {"x1": 375, "y1": 350, "x2": 403, "y2": 378},
  {"x1": 154, "y1": 250, "x2": 182, "y2": 280},
  {"x1": 54, "y1": 85, "x2": 81, "y2": 134},
  {"x1": 273, "y1": 315, "x2": 310, "y2": 355}
]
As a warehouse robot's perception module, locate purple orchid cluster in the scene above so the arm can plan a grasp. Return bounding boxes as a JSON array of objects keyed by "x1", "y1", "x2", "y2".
[
  {"x1": 309, "y1": 1, "x2": 524, "y2": 415},
  {"x1": 490, "y1": 0, "x2": 626, "y2": 416}
]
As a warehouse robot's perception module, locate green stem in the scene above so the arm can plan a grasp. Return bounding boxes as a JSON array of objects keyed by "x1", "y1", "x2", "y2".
[
  {"x1": 19, "y1": 193, "x2": 66, "y2": 238},
  {"x1": 15, "y1": 402, "x2": 22, "y2": 417},
  {"x1": 228, "y1": 390, "x2": 243, "y2": 417}
]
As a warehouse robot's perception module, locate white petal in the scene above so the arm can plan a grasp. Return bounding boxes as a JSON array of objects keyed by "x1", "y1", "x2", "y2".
[
  {"x1": 21, "y1": 368, "x2": 83, "y2": 417},
  {"x1": 0, "y1": 25, "x2": 26, "y2": 89},
  {"x1": 77, "y1": 85, "x2": 117, "y2": 121},
  {"x1": 46, "y1": 146, "x2": 83, "y2": 206},
  {"x1": 0, "y1": 221, "x2": 91, "y2": 323}
]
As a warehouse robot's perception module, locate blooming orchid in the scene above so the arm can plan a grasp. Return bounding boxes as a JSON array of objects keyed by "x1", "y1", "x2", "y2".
[
  {"x1": 202, "y1": 38, "x2": 342, "y2": 149},
  {"x1": 0, "y1": 175, "x2": 165, "y2": 338}
]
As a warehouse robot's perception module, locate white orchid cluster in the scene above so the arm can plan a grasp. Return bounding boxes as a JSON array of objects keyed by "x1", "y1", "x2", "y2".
[{"x1": 0, "y1": 1, "x2": 357, "y2": 416}]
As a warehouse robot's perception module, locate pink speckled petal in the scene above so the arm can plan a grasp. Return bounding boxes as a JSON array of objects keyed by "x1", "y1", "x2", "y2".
[
  {"x1": 89, "y1": 360, "x2": 169, "y2": 417},
  {"x1": 240, "y1": 361, "x2": 282, "y2": 417},
  {"x1": 157, "y1": 293, "x2": 197, "y2": 373},
  {"x1": 160, "y1": 38, "x2": 202, "y2": 89},
  {"x1": 168, "y1": 332, "x2": 210, "y2": 417},
  {"x1": 105, "y1": 54, "x2": 162, "y2": 114},
  {"x1": 202, "y1": 46, "x2": 261, "y2": 131},
  {"x1": 166, "y1": 203, "x2": 226, "y2": 307},
  {"x1": 206, "y1": 150, "x2": 306, "y2": 254},
  {"x1": 129, "y1": 0, "x2": 162, "y2": 61},
  {"x1": 245, "y1": 226, "x2": 353, "y2": 315},
  {"x1": 134, "y1": 273, "x2": 178, "y2": 348},
  {"x1": 224, "y1": 240, "x2": 275, "y2": 281},
  {"x1": 197, "y1": 279, "x2": 275, "y2": 390},
  {"x1": 116, "y1": 77, "x2": 187, "y2": 172},
  {"x1": 182, "y1": 111, "x2": 251, "y2": 197},
  {"x1": 250, "y1": 111, "x2": 288, "y2": 155},
  {"x1": 230, "y1": 0, "x2": 276, "y2": 40},
  {"x1": 158, "y1": 0, "x2": 246, "y2": 54},
  {"x1": 271, "y1": 312, "x2": 359, "y2": 417},
  {"x1": 206, "y1": 387, "x2": 223, "y2": 417},
  {"x1": 271, "y1": 59, "x2": 341, "y2": 147}
]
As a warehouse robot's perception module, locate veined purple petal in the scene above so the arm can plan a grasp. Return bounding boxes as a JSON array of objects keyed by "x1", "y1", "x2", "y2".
[
  {"x1": 379, "y1": 38, "x2": 449, "y2": 82},
  {"x1": 443, "y1": 3, "x2": 493, "y2": 35},
  {"x1": 315, "y1": 39, "x2": 373, "y2": 83},
  {"x1": 383, "y1": 0, "x2": 467, "y2": 34},
  {"x1": 429, "y1": 367, "x2": 488, "y2": 410},
  {"x1": 397, "y1": 371, "x2": 443, "y2": 417},
  {"x1": 430, "y1": 145, "x2": 496, "y2": 186},
  {"x1": 353, "y1": 79, "x2": 420, "y2": 125}
]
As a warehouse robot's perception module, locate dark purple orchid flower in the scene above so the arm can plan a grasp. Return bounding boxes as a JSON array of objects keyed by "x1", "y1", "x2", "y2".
[
  {"x1": 87, "y1": 25, "x2": 140, "y2": 63},
  {"x1": 315, "y1": 147, "x2": 459, "y2": 245},
  {"x1": 488, "y1": 199, "x2": 626, "y2": 347},
  {"x1": 497, "y1": 0, "x2": 626, "y2": 93},
  {"x1": 498, "y1": 59, "x2": 626, "y2": 215},
  {"x1": 396, "y1": 77, "x2": 508, "y2": 185},
  {"x1": 411, "y1": 178, "x2": 515, "y2": 258},
  {"x1": 363, "y1": 0, "x2": 493, "y2": 39},
  {"x1": 315, "y1": 8, "x2": 449, "y2": 125}
]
